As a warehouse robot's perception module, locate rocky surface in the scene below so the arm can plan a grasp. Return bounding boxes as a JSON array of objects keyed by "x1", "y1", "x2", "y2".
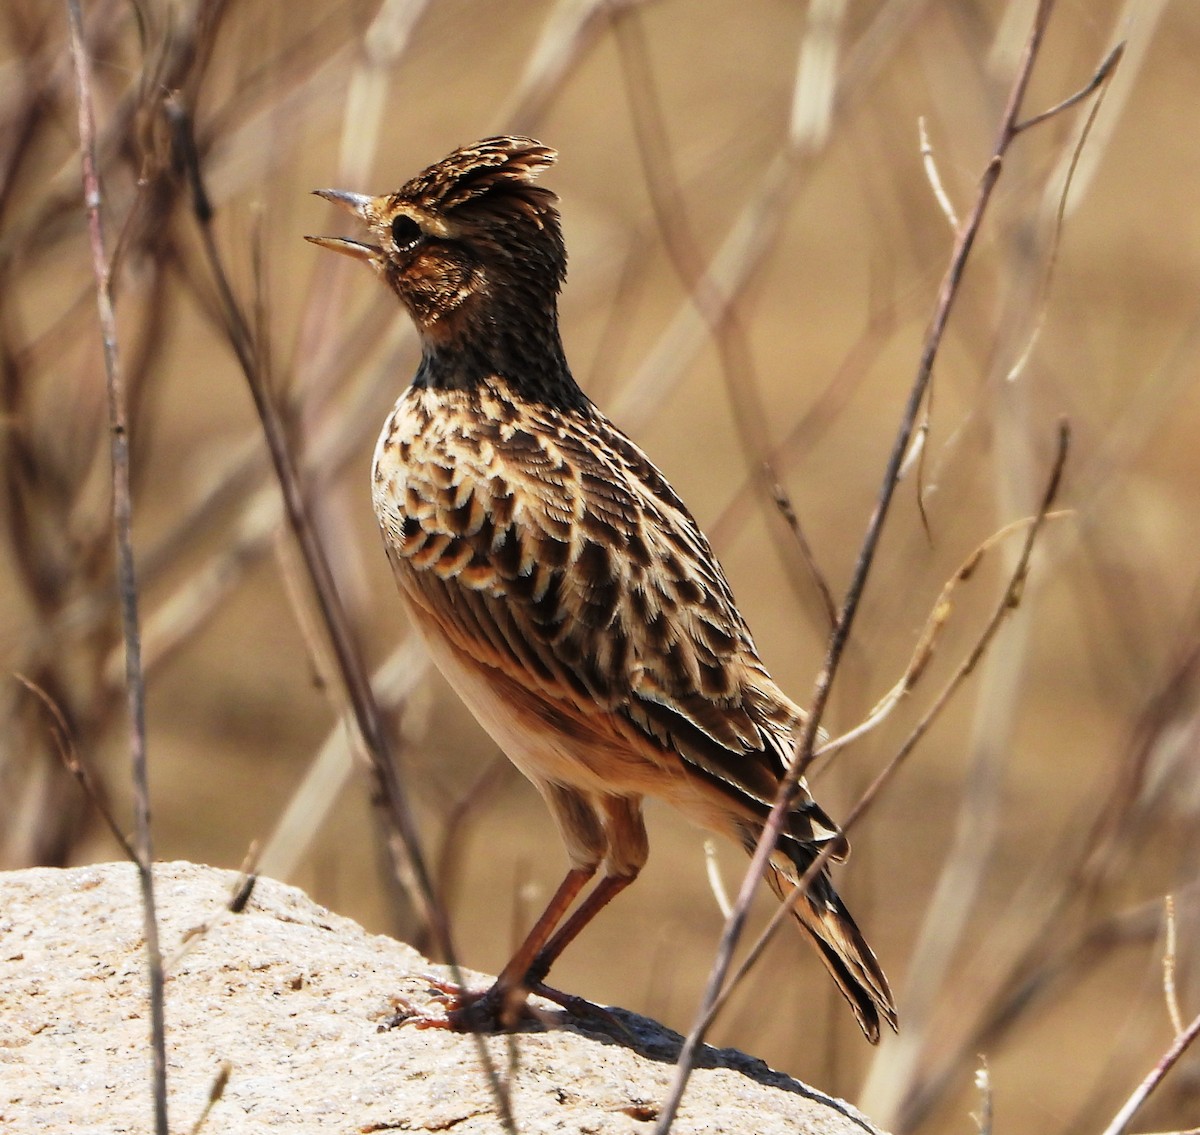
[{"x1": 0, "y1": 861, "x2": 886, "y2": 1134}]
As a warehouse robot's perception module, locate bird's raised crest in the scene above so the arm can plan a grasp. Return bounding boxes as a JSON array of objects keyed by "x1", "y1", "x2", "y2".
[{"x1": 393, "y1": 136, "x2": 558, "y2": 214}]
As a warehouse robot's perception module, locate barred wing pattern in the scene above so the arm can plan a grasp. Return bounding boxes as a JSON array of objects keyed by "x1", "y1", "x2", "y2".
[{"x1": 372, "y1": 379, "x2": 842, "y2": 852}]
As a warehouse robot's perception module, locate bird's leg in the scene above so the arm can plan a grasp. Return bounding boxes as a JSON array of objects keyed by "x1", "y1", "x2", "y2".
[
  {"x1": 408, "y1": 864, "x2": 595, "y2": 1031},
  {"x1": 492, "y1": 864, "x2": 596, "y2": 995},
  {"x1": 523, "y1": 796, "x2": 646, "y2": 1010},
  {"x1": 399, "y1": 795, "x2": 645, "y2": 1032},
  {"x1": 524, "y1": 872, "x2": 634, "y2": 989}
]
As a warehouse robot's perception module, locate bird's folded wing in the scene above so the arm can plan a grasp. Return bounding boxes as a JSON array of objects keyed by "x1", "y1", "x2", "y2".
[{"x1": 378, "y1": 402, "x2": 843, "y2": 850}]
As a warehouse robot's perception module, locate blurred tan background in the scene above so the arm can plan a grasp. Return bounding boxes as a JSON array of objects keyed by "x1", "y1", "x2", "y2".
[{"x1": 3, "y1": 1, "x2": 1199, "y2": 1131}]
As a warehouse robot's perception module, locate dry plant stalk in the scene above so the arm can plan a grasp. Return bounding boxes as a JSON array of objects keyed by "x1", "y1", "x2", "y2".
[
  {"x1": 972, "y1": 1058, "x2": 992, "y2": 1135},
  {"x1": 167, "y1": 843, "x2": 260, "y2": 974},
  {"x1": 654, "y1": 0, "x2": 1107, "y2": 1128},
  {"x1": 704, "y1": 423, "x2": 1069, "y2": 1043},
  {"x1": 1099, "y1": 1008, "x2": 1200, "y2": 1135},
  {"x1": 13, "y1": 673, "x2": 135, "y2": 862},
  {"x1": 1163, "y1": 896, "x2": 1184, "y2": 1037},
  {"x1": 64, "y1": 2, "x2": 166, "y2": 1132},
  {"x1": 817, "y1": 508, "x2": 1072, "y2": 760},
  {"x1": 166, "y1": 100, "x2": 522, "y2": 1135},
  {"x1": 186, "y1": 1061, "x2": 232, "y2": 1135},
  {"x1": 165, "y1": 95, "x2": 449, "y2": 946}
]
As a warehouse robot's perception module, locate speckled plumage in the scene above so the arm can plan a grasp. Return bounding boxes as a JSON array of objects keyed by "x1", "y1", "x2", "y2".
[{"x1": 308, "y1": 137, "x2": 895, "y2": 1041}]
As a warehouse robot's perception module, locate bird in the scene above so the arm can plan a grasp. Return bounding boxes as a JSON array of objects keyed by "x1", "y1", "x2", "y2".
[{"x1": 306, "y1": 136, "x2": 896, "y2": 1042}]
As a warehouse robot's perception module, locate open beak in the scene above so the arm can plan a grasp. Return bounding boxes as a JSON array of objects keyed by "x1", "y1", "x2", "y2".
[{"x1": 305, "y1": 188, "x2": 380, "y2": 262}]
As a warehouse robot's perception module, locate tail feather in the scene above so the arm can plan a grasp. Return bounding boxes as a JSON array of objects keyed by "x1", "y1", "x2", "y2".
[{"x1": 765, "y1": 855, "x2": 897, "y2": 1044}]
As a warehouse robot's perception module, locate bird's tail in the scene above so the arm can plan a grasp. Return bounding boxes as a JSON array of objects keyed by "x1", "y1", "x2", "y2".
[{"x1": 763, "y1": 843, "x2": 897, "y2": 1044}]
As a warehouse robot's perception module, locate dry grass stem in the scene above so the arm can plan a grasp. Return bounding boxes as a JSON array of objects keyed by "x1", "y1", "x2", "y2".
[
  {"x1": 1005, "y1": 39, "x2": 1123, "y2": 384},
  {"x1": 431, "y1": 754, "x2": 513, "y2": 933},
  {"x1": 703, "y1": 840, "x2": 734, "y2": 920},
  {"x1": 256, "y1": 638, "x2": 429, "y2": 881},
  {"x1": 13, "y1": 672, "x2": 135, "y2": 862},
  {"x1": 65, "y1": 1, "x2": 167, "y2": 1131},
  {"x1": 708, "y1": 273, "x2": 901, "y2": 554},
  {"x1": 1163, "y1": 895, "x2": 1183, "y2": 1038},
  {"x1": 186, "y1": 1060, "x2": 232, "y2": 1135},
  {"x1": 918, "y1": 116, "x2": 960, "y2": 231},
  {"x1": 1099, "y1": 1010, "x2": 1200, "y2": 1135},
  {"x1": 816, "y1": 507, "x2": 1072, "y2": 762},
  {"x1": 767, "y1": 475, "x2": 838, "y2": 631},
  {"x1": 655, "y1": 6, "x2": 1078, "y2": 1126},
  {"x1": 167, "y1": 845, "x2": 260, "y2": 974},
  {"x1": 971, "y1": 1058, "x2": 993, "y2": 1135}
]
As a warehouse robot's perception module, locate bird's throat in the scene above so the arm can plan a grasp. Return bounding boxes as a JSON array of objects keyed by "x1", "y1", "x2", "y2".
[{"x1": 412, "y1": 308, "x2": 588, "y2": 412}]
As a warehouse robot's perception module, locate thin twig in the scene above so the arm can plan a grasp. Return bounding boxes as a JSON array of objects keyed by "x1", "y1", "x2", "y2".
[
  {"x1": 654, "y1": 6, "x2": 1063, "y2": 1127},
  {"x1": 897, "y1": 422, "x2": 928, "y2": 482},
  {"x1": 1163, "y1": 895, "x2": 1183, "y2": 1037},
  {"x1": 13, "y1": 673, "x2": 137, "y2": 862},
  {"x1": 168, "y1": 844, "x2": 261, "y2": 973},
  {"x1": 256, "y1": 640, "x2": 429, "y2": 881},
  {"x1": 767, "y1": 474, "x2": 838, "y2": 631},
  {"x1": 1013, "y1": 41, "x2": 1125, "y2": 134},
  {"x1": 187, "y1": 1061, "x2": 232, "y2": 1135},
  {"x1": 815, "y1": 509, "x2": 1072, "y2": 764},
  {"x1": 919, "y1": 116, "x2": 960, "y2": 231},
  {"x1": 165, "y1": 94, "x2": 445, "y2": 944},
  {"x1": 64, "y1": 4, "x2": 167, "y2": 1134},
  {"x1": 164, "y1": 92, "x2": 518, "y2": 1134},
  {"x1": 708, "y1": 264, "x2": 900, "y2": 555},
  {"x1": 703, "y1": 840, "x2": 734, "y2": 920},
  {"x1": 1005, "y1": 39, "x2": 1121, "y2": 383},
  {"x1": 431, "y1": 754, "x2": 513, "y2": 936},
  {"x1": 697, "y1": 423, "x2": 1069, "y2": 1038},
  {"x1": 1098, "y1": 1010, "x2": 1200, "y2": 1135},
  {"x1": 972, "y1": 1057, "x2": 993, "y2": 1135}
]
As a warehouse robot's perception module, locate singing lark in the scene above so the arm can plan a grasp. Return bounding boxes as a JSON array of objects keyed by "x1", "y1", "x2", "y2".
[{"x1": 307, "y1": 137, "x2": 895, "y2": 1041}]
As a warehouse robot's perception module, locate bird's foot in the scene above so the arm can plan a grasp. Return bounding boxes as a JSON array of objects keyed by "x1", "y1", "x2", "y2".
[
  {"x1": 384, "y1": 974, "x2": 628, "y2": 1037},
  {"x1": 522, "y1": 982, "x2": 633, "y2": 1039},
  {"x1": 384, "y1": 975, "x2": 537, "y2": 1032}
]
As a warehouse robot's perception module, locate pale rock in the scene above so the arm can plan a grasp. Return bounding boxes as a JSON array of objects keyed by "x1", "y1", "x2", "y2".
[{"x1": 0, "y1": 861, "x2": 887, "y2": 1135}]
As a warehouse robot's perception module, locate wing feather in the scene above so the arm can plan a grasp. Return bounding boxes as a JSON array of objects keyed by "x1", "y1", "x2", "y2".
[{"x1": 374, "y1": 384, "x2": 843, "y2": 852}]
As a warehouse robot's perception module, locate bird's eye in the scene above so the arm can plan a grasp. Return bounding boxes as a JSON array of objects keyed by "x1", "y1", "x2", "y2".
[{"x1": 391, "y1": 214, "x2": 423, "y2": 251}]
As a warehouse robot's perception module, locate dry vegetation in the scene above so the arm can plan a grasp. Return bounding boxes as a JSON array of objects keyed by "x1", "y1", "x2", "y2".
[{"x1": 2, "y1": 1, "x2": 1199, "y2": 1133}]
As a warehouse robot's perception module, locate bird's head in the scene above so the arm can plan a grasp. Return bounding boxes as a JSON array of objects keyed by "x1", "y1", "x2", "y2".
[{"x1": 306, "y1": 137, "x2": 565, "y2": 352}]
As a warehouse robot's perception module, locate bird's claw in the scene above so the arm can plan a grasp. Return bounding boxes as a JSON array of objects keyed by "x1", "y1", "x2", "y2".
[
  {"x1": 382, "y1": 975, "x2": 528, "y2": 1032},
  {"x1": 382, "y1": 973, "x2": 627, "y2": 1035}
]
